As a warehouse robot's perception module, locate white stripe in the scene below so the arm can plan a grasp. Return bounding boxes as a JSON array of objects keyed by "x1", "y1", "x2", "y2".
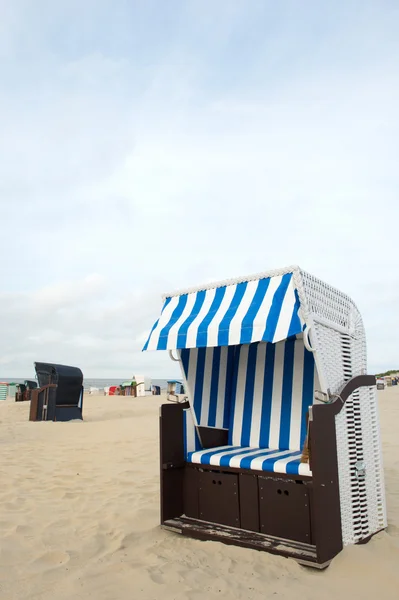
[
  {"x1": 268, "y1": 340, "x2": 285, "y2": 448},
  {"x1": 228, "y1": 280, "x2": 259, "y2": 346},
  {"x1": 271, "y1": 453, "x2": 302, "y2": 474},
  {"x1": 298, "y1": 462, "x2": 312, "y2": 476},
  {"x1": 189, "y1": 445, "x2": 236, "y2": 463},
  {"x1": 250, "y1": 276, "x2": 282, "y2": 343},
  {"x1": 231, "y1": 345, "x2": 249, "y2": 446},
  {"x1": 228, "y1": 447, "x2": 273, "y2": 468},
  {"x1": 146, "y1": 296, "x2": 180, "y2": 350},
  {"x1": 272, "y1": 279, "x2": 297, "y2": 343},
  {"x1": 200, "y1": 348, "x2": 214, "y2": 424},
  {"x1": 209, "y1": 446, "x2": 254, "y2": 466},
  {"x1": 206, "y1": 284, "x2": 237, "y2": 347},
  {"x1": 166, "y1": 292, "x2": 197, "y2": 349},
  {"x1": 186, "y1": 348, "x2": 199, "y2": 426},
  {"x1": 184, "y1": 410, "x2": 196, "y2": 453},
  {"x1": 289, "y1": 341, "x2": 305, "y2": 451},
  {"x1": 185, "y1": 288, "x2": 216, "y2": 348},
  {"x1": 249, "y1": 342, "x2": 267, "y2": 447},
  {"x1": 250, "y1": 449, "x2": 293, "y2": 471},
  {"x1": 215, "y1": 347, "x2": 228, "y2": 428}
]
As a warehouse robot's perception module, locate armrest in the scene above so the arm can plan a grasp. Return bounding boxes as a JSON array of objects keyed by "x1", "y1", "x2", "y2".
[{"x1": 311, "y1": 374, "x2": 376, "y2": 419}]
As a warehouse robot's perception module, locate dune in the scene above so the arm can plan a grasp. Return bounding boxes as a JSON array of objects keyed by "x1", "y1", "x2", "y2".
[{"x1": 1, "y1": 387, "x2": 399, "y2": 599}]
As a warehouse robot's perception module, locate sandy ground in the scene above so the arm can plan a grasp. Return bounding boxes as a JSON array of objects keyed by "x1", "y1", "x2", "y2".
[{"x1": 1, "y1": 388, "x2": 399, "y2": 600}]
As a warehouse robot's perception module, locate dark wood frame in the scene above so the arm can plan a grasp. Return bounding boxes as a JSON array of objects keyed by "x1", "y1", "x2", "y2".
[{"x1": 159, "y1": 375, "x2": 377, "y2": 569}]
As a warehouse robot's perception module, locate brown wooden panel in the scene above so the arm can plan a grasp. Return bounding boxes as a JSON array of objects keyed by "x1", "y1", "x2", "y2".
[
  {"x1": 259, "y1": 477, "x2": 311, "y2": 544},
  {"x1": 29, "y1": 390, "x2": 39, "y2": 421},
  {"x1": 310, "y1": 406, "x2": 342, "y2": 563},
  {"x1": 239, "y1": 473, "x2": 260, "y2": 532},
  {"x1": 199, "y1": 471, "x2": 240, "y2": 528},
  {"x1": 159, "y1": 402, "x2": 188, "y2": 524},
  {"x1": 184, "y1": 466, "x2": 200, "y2": 519},
  {"x1": 197, "y1": 427, "x2": 228, "y2": 449}
]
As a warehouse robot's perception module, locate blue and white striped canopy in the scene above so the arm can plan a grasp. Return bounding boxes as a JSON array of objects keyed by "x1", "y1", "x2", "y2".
[{"x1": 143, "y1": 272, "x2": 302, "y2": 351}]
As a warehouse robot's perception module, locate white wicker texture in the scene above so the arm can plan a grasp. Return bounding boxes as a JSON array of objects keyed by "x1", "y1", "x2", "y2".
[
  {"x1": 297, "y1": 269, "x2": 385, "y2": 545},
  {"x1": 336, "y1": 386, "x2": 387, "y2": 545},
  {"x1": 360, "y1": 386, "x2": 387, "y2": 535}
]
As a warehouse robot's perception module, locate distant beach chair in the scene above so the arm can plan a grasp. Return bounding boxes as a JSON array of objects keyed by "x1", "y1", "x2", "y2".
[
  {"x1": 152, "y1": 385, "x2": 161, "y2": 395},
  {"x1": 143, "y1": 265, "x2": 387, "y2": 568},
  {"x1": 0, "y1": 382, "x2": 8, "y2": 401},
  {"x1": 29, "y1": 362, "x2": 84, "y2": 422},
  {"x1": 166, "y1": 380, "x2": 186, "y2": 403}
]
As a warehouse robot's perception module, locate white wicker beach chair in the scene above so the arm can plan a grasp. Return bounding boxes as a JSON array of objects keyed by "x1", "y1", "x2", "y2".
[{"x1": 143, "y1": 266, "x2": 387, "y2": 568}]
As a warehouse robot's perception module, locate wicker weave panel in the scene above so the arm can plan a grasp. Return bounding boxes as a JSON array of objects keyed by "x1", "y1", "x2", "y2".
[{"x1": 336, "y1": 386, "x2": 387, "y2": 545}]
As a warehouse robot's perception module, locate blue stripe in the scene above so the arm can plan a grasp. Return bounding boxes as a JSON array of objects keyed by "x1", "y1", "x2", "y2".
[
  {"x1": 218, "y1": 282, "x2": 248, "y2": 346},
  {"x1": 287, "y1": 288, "x2": 302, "y2": 338},
  {"x1": 187, "y1": 446, "x2": 242, "y2": 464},
  {"x1": 239, "y1": 448, "x2": 281, "y2": 469},
  {"x1": 208, "y1": 347, "x2": 221, "y2": 427},
  {"x1": 223, "y1": 346, "x2": 236, "y2": 429},
  {"x1": 196, "y1": 287, "x2": 226, "y2": 347},
  {"x1": 240, "y1": 343, "x2": 258, "y2": 446},
  {"x1": 240, "y1": 279, "x2": 271, "y2": 344},
  {"x1": 176, "y1": 290, "x2": 206, "y2": 349},
  {"x1": 279, "y1": 337, "x2": 295, "y2": 450},
  {"x1": 228, "y1": 345, "x2": 241, "y2": 444},
  {"x1": 300, "y1": 347, "x2": 315, "y2": 448},
  {"x1": 194, "y1": 348, "x2": 206, "y2": 423},
  {"x1": 142, "y1": 297, "x2": 171, "y2": 351},
  {"x1": 286, "y1": 458, "x2": 303, "y2": 476},
  {"x1": 259, "y1": 342, "x2": 276, "y2": 448},
  {"x1": 262, "y1": 273, "x2": 292, "y2": 342},
  {"x1": 218, "y1": 447, "x2": 264, "y2": 467},
  {"x1": 157, "y1": 295, "x2": 188, "y2": 350},
  {"x1": 180, "y1": 348, "x2": 190, "y2": 380},
  {"x1": 260, "y1": 450, "x2": 299, "y2": 471}
]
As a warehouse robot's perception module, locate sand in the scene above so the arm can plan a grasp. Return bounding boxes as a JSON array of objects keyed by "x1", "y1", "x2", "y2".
[{"x1": 1, "y1": 388, "x2": 399, "y2": 600}]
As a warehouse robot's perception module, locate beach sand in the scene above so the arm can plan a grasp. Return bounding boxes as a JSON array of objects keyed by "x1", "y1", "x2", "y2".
[{"x1": 1, "y1": 388, "x2": 399, "y2": 600}]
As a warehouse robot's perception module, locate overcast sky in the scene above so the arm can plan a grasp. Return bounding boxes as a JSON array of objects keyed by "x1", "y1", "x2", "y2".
[{"x1": 1, "y1": 0, "x2": 398, "y2": 379}]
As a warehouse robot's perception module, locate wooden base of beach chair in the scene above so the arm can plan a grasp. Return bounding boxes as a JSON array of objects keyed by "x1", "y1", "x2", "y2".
[{"x1": 162, "y1": 516, "x2": 327, "y2": 568}]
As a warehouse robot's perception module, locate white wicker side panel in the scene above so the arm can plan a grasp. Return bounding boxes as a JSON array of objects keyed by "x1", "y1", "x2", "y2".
[
  {"x1": 336, "y1": 385, "x2": 387, "y2": 545},
  {"x1": 360, "y1": 386, "x2": 387, "y2": 535},
  {"x1": 335, "y1": 395, "x2": 356, "y2": 545}
]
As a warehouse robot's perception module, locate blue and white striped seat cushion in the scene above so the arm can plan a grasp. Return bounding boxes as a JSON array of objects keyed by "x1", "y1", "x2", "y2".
[{"x1": 187, "y1": 445, "x2": 311, "y2": 477}]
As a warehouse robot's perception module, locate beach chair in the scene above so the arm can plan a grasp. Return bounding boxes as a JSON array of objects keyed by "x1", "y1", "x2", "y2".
[
  {"x1": 143, "y1": 266, "x2": 387, "y2": 568},
  {"x1": 29, "y1": 362, "x2": 84, "y2": 422},
  {"x1": 166, "y1": 380, "x2": 186, "y2": 402}
]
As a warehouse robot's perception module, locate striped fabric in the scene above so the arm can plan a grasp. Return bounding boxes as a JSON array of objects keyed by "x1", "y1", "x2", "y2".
[
  {"x1": 229, "y1": 338, "x2": 317, "y2": 451},
  {"x1": 182, "y1": 338, "x2": 318, "y2": 476},
  {"x1": 143, "y1": 272, "x2": 302, "y2": 351},
  {"x1": 187, "y1": 446, "x2": 311, "y2": 477},
  {"x1": 179, "y1": 346, "x2": 236, "y2": 429}
]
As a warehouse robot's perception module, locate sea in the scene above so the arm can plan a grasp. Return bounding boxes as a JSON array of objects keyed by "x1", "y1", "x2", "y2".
[{"x1": 0, "y1": 377, "x2": 170, "y2": 392}]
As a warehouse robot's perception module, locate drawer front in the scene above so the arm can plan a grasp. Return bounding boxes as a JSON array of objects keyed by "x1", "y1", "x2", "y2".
[
  {"x1": 259, "y1": 478, "x2": 312, "y2": 544},
  {"x1": 199, "y1": 471, "x2": 240, "y2": 528}
]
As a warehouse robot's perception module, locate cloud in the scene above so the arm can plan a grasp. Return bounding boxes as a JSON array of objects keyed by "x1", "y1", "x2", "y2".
[{"x1": 0, "y1": 1, "x2": 398, "y2": 377}]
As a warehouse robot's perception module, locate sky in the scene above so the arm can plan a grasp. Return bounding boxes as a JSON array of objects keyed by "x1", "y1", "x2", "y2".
[{"x1": 0, "y1": 0, "x2": 398, "y2": 379}]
